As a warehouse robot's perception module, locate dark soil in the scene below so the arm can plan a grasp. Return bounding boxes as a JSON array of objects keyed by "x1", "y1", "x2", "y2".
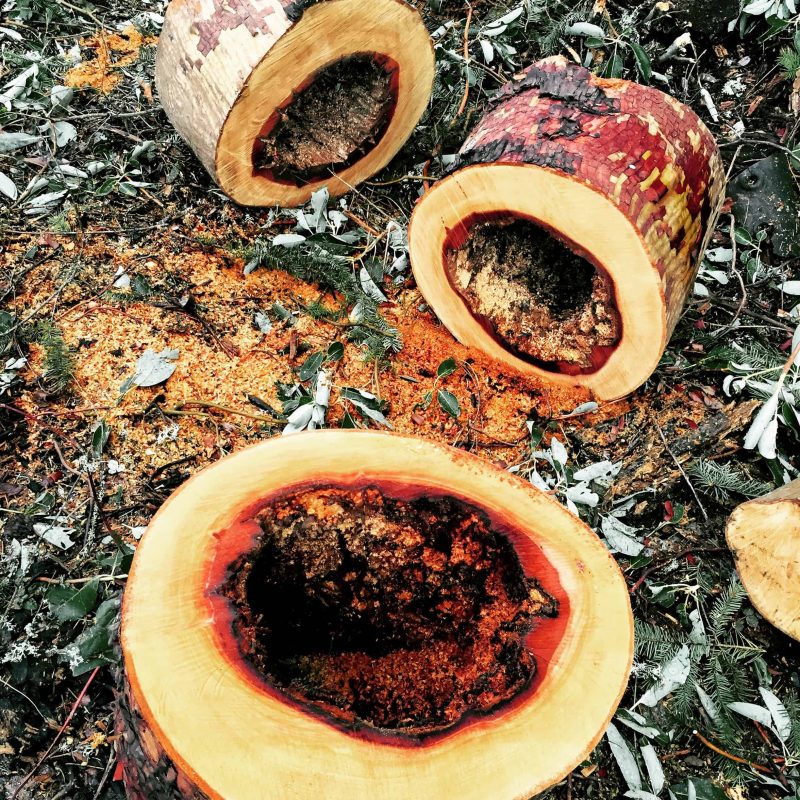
[
  {"x1": 221, "y1": 486, "x2": 557, "y2": 734},
  {"x1": 254, "y1": 56, "x2": 395, "y2": 185},
  {"x1": 445, "y1": 217, "x2": 621, "y2": 370}
]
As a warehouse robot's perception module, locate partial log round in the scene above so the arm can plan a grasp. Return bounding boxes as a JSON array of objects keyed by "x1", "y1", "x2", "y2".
[
  {"x1": 408, "y1": 56, "x2": 726, "y2": 401},
  {"x1": 155, "y1": 0, "x2": 434, "y2": 207},
  {"x1": 118, "y1": 431, "x2": 633, "y2": 800},
  {"x1": 726, "y1": 479, "x2": 800, "y2": 642}
]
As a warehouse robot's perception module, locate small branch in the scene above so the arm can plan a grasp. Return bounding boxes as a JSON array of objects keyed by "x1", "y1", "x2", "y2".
[
  {"x1": 341, "y1": 209, "x2": 381, "y2": 237},
  {"x1": 161, "y1": 401, "x2": 283, "y2": 425},
  {"x1": 629, "y1": 547, "x2": 727, "y2": 594},
  {"x1": 653, "y1": 419, "x2": 709, "y2": 520},
  {"x1": 452, "y1": 5, "x2": 474, "y2": 122},
  {"x1": 693, "y1": 730, "x2": 772, "y2": 775},
  {"x1": 35, "y1": 574, "x2": 128, "y2": 585}
]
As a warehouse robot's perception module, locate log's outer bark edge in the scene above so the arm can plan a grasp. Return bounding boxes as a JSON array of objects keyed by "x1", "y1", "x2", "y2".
[
  {"x1": 452, "y1": 56, "x2": 726, "y2": 338},
  {"x1": 114, "y1": 618, "x2": 209, "y2": 800}
]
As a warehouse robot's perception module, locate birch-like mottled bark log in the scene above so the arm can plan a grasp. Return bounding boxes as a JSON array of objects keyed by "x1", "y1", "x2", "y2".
[
  {"x1": 409, "y1": 56, "x2": 726, "y2": 401},
  {"x1": 156, "y1": 0, "x2": 434, "y2": 206},
  {"x1": 726, "y1": 479, "x2": 800, "y2": 642},
  {"x1": 117, "y1": 432, "x2": 633, "y2": 800}
]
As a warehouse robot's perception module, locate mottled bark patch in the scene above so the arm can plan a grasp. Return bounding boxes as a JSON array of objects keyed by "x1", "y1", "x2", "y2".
[
  {"x1": 445, "y1": 217, "x2": 620, "y2": 370},
  {"x1": 221, "y1": 486, "x2": 557, "y2": 735},
  {"x1": 254, "y1": 56, "x2": 395, "y2": 185}
]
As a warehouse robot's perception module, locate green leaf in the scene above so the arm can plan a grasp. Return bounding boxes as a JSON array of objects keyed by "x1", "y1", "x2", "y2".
[
  {"x1": 629, "y1": 41, "x2": 652, "y2": 82},
  {"x1": 117, "y1": 182, "x2": 137, "y2": 197},
  {"x1": 95, "y1": 178, "x2": 116, "y2": 197},
  {"x1": 436, "y1": 358, "x2": 458, "y2": 379},
  {"x1": 299, "y1": 351, "x2": 325, "y2": 381},
  {"x1": 47, "y1": 580, "x2": 99, "y2": 623},
  {"x1": 73, "y1": 597, "x2": 120, "y2": 674},
  {"x1": 528, "y1": 424, "x2": 544, "y2": 449},
  {"x1": 437, "y1": 389, "x2": 460, "y2": 418},
  {"x1": 92, "y1": 419, "x2": 110, "y2": 459},
  {"x1": 326, "y1": 341, "x2": 345, "y2": 362}
]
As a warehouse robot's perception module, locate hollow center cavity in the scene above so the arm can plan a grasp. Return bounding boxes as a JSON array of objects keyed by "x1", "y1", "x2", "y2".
[
  {"x1": 445, "y1": 217, "x2": 621, "y2": 371},
  {"x1": 222, "y1": 486, "x2": 557, "y2": 734},
  {"x1": 254, "y1": 56, "x2": 395, "y2": 185}
]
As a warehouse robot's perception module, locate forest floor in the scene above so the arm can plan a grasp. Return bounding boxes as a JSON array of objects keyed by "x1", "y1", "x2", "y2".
[{"x1": 1, "y1": 0, "x2": 800, "y2": 798}]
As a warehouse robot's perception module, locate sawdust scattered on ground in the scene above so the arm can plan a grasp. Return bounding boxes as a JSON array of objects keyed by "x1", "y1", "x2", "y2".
[
  {"x1": 6, "y1": 225, "x2": 591, "y2": 531},
  {"x1": 64, "y1": 26, "x2": 156, "y2": 94}
]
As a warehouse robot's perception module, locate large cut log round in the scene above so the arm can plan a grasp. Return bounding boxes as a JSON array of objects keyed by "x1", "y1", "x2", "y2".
[
  {"x1": 117, "y1": 431, "x2": 633, "y2": 800},
  {"x1": 408, "y1": 56, "x2": 726, "y2": 401},
  {"x1": 155, "y1": 0, "x2": 434, "y2": 207},
  {"x1": 726, "y1": 479, "x2": 800, "y2": 642}
]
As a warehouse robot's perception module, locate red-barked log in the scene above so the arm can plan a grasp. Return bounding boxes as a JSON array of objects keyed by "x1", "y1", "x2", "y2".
[{"x1": 409, "y1": 56, "x2": 726, "y2": 400}]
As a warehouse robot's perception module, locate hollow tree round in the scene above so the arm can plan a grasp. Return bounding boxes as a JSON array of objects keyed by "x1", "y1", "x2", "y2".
[
  {"x1": 726, "y1": 479, "x2": 800, "y2": 642},
  {"x1": 155, "y1": 0, "x2": 434, "y2": 207},
  {"x1": 117, "y1": 431, "x2": 633, "y2": 800},
  {"x1": 408, "y1": 56, "x2": 726, "y2": 401}
]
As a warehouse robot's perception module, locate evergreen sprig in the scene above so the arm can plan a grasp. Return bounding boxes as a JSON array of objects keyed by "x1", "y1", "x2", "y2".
[
  {"x1": 245, "y1": 239, "x2": 401, "y2": 362},
  {"x1": 25, "y1": 319, "x2": 74, "y2": 394},
  {"x1": 687, "y1": 459, "x2": 773, "y2": 503}
]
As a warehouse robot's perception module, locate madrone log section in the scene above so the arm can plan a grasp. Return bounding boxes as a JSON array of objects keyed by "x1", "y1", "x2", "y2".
[
  {"x1": 726, "y1": 479, "x2": 800, "y2": 642},
  {"x1": 409, "y1": 57, "x2": 726, "y2": 401},
  {"x1": 117, "y1": 432, "x2": 633, "y2": 800},
  {"x1": 155, "y1": 0, "x2": 434, "y2": 206}
]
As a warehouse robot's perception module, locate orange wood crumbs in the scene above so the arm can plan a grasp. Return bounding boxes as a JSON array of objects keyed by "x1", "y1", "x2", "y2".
[{"x1": 65, "y1": 25, "x2": 156, "y2": 94}]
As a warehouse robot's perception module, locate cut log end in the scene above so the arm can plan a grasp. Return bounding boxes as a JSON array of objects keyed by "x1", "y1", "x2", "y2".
[
  {"x1": 726, "y1": 479, "x2": 800, "y2": 642},
  {"x1": 118, "y1": 432, "x2": 633, "y2": 800},
  {"x1": 156, "y1": 0, "x2": 434, "y2": 207},
  {"x1": 409, "y1": 57, "x2": 725, "y2": 401}
]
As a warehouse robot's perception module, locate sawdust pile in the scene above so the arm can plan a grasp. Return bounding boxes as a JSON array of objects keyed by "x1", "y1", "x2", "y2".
[{"x1": 65, "y1": 25, "x2": 156, "y2": 94}]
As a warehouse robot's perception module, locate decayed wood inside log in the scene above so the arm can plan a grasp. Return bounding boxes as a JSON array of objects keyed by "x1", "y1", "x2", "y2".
[
  {"x1": 155, "y1": 0, "x2": 434, "y2": 206},
  {"x1": 117, "y1": 432, "x2": 633, "y2": 800},
  {"x1": 726, "y1": 479, "x2": 800, "y2": 642},
  {"x1": 408, "y1": 56, "x2": 726, "y2": 401}
]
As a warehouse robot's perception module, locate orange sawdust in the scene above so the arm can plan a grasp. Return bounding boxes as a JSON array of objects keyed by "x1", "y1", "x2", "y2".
[
  {"x1": 6, "y1": 228, "x2": 593, "y2": 515},
  {"x1": 64, "y1": 25, "x2": 156, "y2": 94}
]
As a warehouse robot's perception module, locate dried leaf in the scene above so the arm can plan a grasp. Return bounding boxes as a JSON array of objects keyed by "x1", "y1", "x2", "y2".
[
  {"x1": 759, "y1": 687, "x2": 792, "y2": 741},
  {"x1": 641, "y1": 744, "x2": 664, "y2": 795},
  {"x1": 635, "y1": 645, "x2": 692, "y2": 707},
  {"x1": 606, "y1": 722, "x2": 642, "y2": 792}
]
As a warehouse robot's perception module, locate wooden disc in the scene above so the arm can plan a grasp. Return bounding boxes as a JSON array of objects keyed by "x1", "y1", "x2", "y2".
[
  {"x1": 156, "y1": 0, "x2": 434, "y2": 207},
  {"x1": 726, "y1": 479, "x2": 800, "y2": 642},
  {"x1": 120, "y1": 431, "x2": 633, "y2": 799}
]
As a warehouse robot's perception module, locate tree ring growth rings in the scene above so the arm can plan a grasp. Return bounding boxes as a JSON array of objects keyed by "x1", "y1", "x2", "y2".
[
  {"x1": 155, "y1": 0, "x2": 434, "y2": 207},
  {"x1": 119, "y1": 431, "x2": 633, "y2": 800},
  {"x1": 408, "y1": 57, "x2": 726, "y2": 401}
]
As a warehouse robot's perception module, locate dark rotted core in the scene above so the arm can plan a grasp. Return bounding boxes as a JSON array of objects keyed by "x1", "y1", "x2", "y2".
[
  {"x1": 254, "y1": 56, "x2": 394, "y2": 185},
  {"x1": 221, "y1": 486, "x2": 557, "y2": 734},
  {"x1": 445, "y1": 217, "x2": 620, "y2": 369}
]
